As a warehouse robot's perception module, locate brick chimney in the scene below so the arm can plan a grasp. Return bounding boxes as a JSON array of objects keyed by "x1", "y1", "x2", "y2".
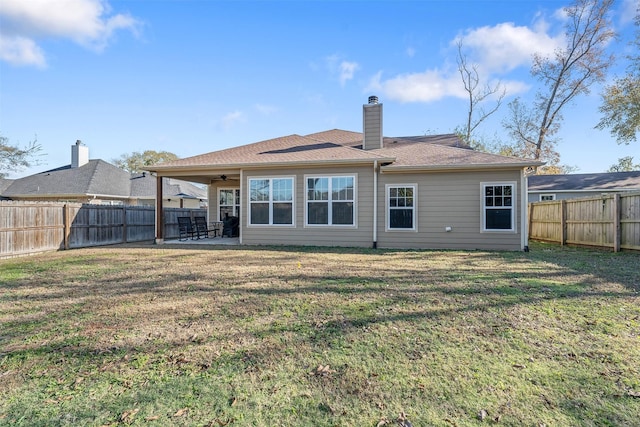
[
  {"x1": 71, "y1": 140, "x2": 89, "y2": 168},
  {"x1": 363, "y1": 96, "x2": 383, "y2": 150}
]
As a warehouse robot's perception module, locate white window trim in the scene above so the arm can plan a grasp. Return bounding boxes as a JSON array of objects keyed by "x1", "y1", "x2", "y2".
[
  {"x1": 247, "y1": 176, "x2": 296, "y2": 227},
  {"x1": 481, "y1": 181, "x2": 517, "y2": 233},
  {"x1": 539, "y1": 194, "x2": 556, "y2": 201},
  {"x1": 304, "y1": 174, "x2": 357, "y2": 227},
  {"x1": 385, "y1": 183, "x2": 417, "y2": 232}
]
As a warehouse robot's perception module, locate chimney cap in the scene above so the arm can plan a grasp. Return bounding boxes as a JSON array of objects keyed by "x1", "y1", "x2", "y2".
[
  {"x1": 368, "y1": 95, "x2": 379, "y2": 104},
  {"x1": 76, "y1": 140, "x2": 83, "y2": 145}
]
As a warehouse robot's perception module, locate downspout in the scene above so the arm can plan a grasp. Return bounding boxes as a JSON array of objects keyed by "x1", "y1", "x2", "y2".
[
  {"x1": 521, "y1": 169, "x2": 529, "y2": 252},
  {"x1": 373, "y1": 160, "x2": 378, "y2": 249}
]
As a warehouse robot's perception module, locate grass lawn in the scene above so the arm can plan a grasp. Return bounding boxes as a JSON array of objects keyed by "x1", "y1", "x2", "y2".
[{"x1": 1, "y1": 242, "x2": 639, "y2": 426}]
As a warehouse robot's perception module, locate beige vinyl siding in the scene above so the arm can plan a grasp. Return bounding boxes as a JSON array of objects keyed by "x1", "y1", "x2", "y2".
[
  {"x1": 377, "y1": 169, "x2": 523, "y2": 250},
  {"x1": 242, "y1": 165, "x2": 375, "y2": 247}
]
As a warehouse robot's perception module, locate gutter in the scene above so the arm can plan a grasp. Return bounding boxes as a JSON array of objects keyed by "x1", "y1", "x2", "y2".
[
  {"x1": 146, "y1": 157, "x2": 396, "y2": 174},
  {"x1": 380, "y1": 162, "x2": 544, "y2": 173}
]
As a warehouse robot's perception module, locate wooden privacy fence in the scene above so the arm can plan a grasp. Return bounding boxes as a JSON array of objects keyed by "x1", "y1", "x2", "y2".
[
  {"x1": 528, "y1": 191, "x2": 640, "y2": 252},
  {"x1": 0, "y1": 201, "x2": 206, "y2": 258}
]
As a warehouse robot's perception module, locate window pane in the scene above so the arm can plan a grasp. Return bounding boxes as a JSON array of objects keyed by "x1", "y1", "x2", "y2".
[
  {"x1": 332, "y1": 202, "x2": 353, "y2": 225},
  {"x1": 332, "y1": 177, "x2": 353, "y2": 201},
  {"x1": 486, "y1": 209, "x2": 511, "y2": 230},
  {"x1": 485, "y1": 197, "x2": 493, "y2": 207},
  {"x1": 390, "y1": 209, "x2": 413, "y2": 229},
  {"x1": 273, "y1": 178, "x2": 293, "y2": 201},
  {"x1": 308, "y1": 178, "x2": 328, "y2": 200},
  {"x1": 250, "y1": 203, "x2": 269, "y2": 224},
  {"x1": 250, "y1": 179, "x2": 269, "y2": 201},
  {"x1": 273, "y1": 203, "x2": 292, "y2": 224},
  {"x1": 308, "y1": 202, "x2": 328, "y2": 224},
  {"x1": 220, "y1": 189, "x2": 233, "y2": 205},
  {"x1": 504, "y1": 197, "x2": 512, "y2": 207}
]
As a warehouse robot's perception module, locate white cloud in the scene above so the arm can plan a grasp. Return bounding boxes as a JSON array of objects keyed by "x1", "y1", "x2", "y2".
[
  {"x1": 0, "y1": 0, "x2": 141, "y2": 67},
  {"x1": 0, "y1": 35, "x2": 46, "y2": 68},
  {"x1": 325, "y1": 54, "x2": 360, "y2": 86},
  {"x1": 620, "y1": 0, "x2": 639, "y2": 24},
  {"x1": 218, "y1": 111, "x2": 245, "y2": 130},
  {"x1": 339, "y1": 61, "x2": 359, "y2": 86},
  {"x1": 368, "y1": 17, "x2": 563, "y2": 103},
  {"x1": 457, "y1": 22, "x2": 564, "y2": 73},
  {"x1": 254, "y1": 104, "x2": 278, "y2": 115}
]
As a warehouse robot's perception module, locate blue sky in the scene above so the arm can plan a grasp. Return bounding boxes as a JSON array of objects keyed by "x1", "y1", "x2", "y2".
[{"x1": 1, "y1": 0, "x2": 638, "y2": 179}]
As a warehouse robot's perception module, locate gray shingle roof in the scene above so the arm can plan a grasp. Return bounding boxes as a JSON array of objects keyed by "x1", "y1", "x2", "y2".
[
  {"x1": 2, "y1": 160, "x2": 131, "y2": 198},
  {"x1": 528, "y1": 171, "x2": 640, "y2": 192},
  {"x1": 130, "y1": 173, "x2": 206, "y2": 199},
  {"x1": 2, "y1": 161, "x2": 207, "y2": 200},
  {"x1": 147, "y1": 129, "x2": 541, "y2": 172}
]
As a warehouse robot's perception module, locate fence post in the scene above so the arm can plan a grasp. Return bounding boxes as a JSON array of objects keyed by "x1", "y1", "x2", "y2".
[
  {"x1": 63, "y1": 204, "x2": 71, "y2": 250},
  {"x1": 560, "y1": 200, "x2": 567, "y2": 246},
  {"x1": 613, "y1": 193, "x2": 621, "y2": 252},
  {"x1": 122, "y1": 205, "x2": 128, "y2": 244}
]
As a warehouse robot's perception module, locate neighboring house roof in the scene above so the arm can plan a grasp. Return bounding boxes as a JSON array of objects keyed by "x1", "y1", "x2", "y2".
[
  {"x1": 2, "y1": 161, "x2": 207, "y2": 201},
  {"x1": 0, "y1": 178, "x2": 14, "y2": 195},
  {"x1": 149, "y1": 129, "x2": 541, "y2": 172},
  {"x1": 2, "y1": 160, "x2": 131, "y2": 198},
  {"x1": 130, "y1": 173, "x2": 207, "y2": 200},
  {"x1": 528, "y1": 171, "x2": 640, "y2": 192}
]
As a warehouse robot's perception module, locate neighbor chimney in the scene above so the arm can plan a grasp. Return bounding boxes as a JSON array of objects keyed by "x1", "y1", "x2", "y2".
[
  {"x1": 363, "y1": 96, "x2": 383, "y2": 150},
  {"x1": 71, "y1": 140, "x2": 89, "y2": 168}
]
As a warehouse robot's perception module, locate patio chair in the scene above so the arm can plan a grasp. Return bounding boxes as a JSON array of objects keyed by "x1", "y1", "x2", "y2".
[
  {"x1": 177, "y1": 217, "x2": 197, "y2": 241},
  {"x1": 194, "y1": 216, "x2": 217, "y2": 238}
]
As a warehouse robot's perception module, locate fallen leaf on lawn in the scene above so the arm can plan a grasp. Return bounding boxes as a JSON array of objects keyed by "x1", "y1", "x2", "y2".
[
  {"x1": 229, "y1": 396, "x2": 237, "y2": 406},
  {"x1": 173, "y1": 408, "x2": 188, "y2": 417},
  {"x1": 628, "y1": 390, "x2": 640, "y2": 398},
  {"x1": 119, "y1": 408, "x2": 139, "y2": 422},
  {"x1": 376, "y1": 418, "x2": 388, "y2": 427},
  {"x1": 512, "y1": 364, "x2": 526, "y2": 369},
  {"x1": 145, "y1": 415, "x2": 160, "y2": 421},
  {"x1": 313, "y1": 364, "x2": 333, "y2": 376},
  {"x1": 478, "y1": 409, "x2": 488, "y2": 421},
  {"x1": 397, "y1": 411, "x2": 413, "y2": 427}
]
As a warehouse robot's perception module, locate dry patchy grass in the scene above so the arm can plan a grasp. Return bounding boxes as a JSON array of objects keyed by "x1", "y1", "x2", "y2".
[{"x1": 0, "y1": 242, "x2": 639, "y2": 426}]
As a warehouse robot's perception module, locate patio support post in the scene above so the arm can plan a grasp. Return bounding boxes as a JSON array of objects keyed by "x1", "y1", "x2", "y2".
[{"x1": 155, "y1": 175, "x2": 164, "y2": 243}]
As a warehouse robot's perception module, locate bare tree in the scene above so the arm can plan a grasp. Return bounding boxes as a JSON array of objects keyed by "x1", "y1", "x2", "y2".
[
  {"x1": 503, "y1": 0, "x2": 616, "y2": 168},
  {"x1": 596, "y1": 12, "x2": 640, "y2": 144},
  {"x1": 456, "y1": 40, "x2": 506, "y2": 146},
  {"x1": 0, "y1": 134, "x2": 43, "y2": 178}
]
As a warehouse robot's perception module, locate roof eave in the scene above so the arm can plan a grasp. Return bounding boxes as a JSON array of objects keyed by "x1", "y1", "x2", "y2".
[
  {"x1": 380, "y1": 162, "x2": 544, "y2": 173},
  {"x1": 147, "y1": 157, "x2": 397, "y2": 174}
]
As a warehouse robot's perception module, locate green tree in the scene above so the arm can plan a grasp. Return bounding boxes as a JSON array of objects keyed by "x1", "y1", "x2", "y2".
[
  {"x1": 502, "y1": 0, "x2": 616, "y2": 168},
  {"x1": 112, "y1": 150, "x2": 179, "y2": 173},
  {"x1": 596, "y1": 12, "x2": 640, "y2": 144},
  {"x1": 0, "y1": 134, "x2": 43, "y2": 178},
  {"x1": 607, "y1": 156, "x2": 640, "y2": 172}
]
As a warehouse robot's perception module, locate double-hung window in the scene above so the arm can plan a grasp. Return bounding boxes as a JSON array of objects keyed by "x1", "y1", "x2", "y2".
[
  {"x1": 248, "y1": 177, "x2": 294, "y2": 225},
  {"x1": 387, "y1": 185, "x2": 416, "y2": 230},
  {"x1": 306, "y1": 176, "x2": 355, "y2": 226},
  {"x1": 482, "y1": 182, "x2": 515, "y2": 231}
]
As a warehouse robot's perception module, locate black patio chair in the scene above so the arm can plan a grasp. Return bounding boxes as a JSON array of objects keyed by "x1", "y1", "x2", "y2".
[
  {"x1": 177, "y1": 217, "x2": 198, "y2": 241},
  {"x1": 194, "y1": 216, "x2": 217, "y2": 238}
]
